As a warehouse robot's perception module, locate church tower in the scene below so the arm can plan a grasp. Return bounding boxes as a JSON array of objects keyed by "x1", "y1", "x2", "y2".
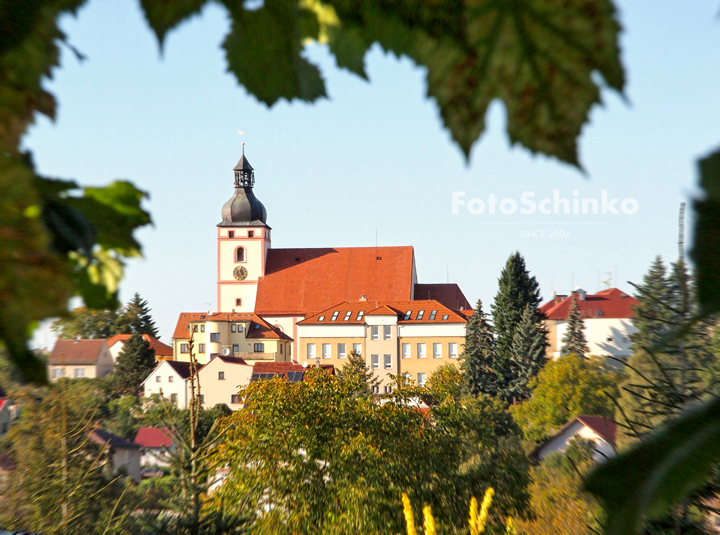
[{"x1": 217, "y1": 145, "x2": 271, "y2": 313}]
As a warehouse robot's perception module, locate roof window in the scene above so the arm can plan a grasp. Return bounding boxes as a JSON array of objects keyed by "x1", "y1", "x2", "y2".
[
  {"x1": 429, "y1": 310, "x2": 437, "y2": 320},
  {"x1": 254, "y1": 324, "x2": 261, "y2": 330},
  {"x1": 442, "y1": 315, "x2": 449, "y2": 320},
  {"x1": 356, "y1": 311, "x2": 365, "y2": 321},
  {"x1": 318, "y1": 316, "x2": 325, "y2": 322},
  {"x1": 330, "y1": 311, "x2": 339, "y2": 321},
  {"x1": 403, "y1": 310, "x2": 412, "y2": 320},
  {"x1": 416, "y1": 310, "x2": 424, "y2": 320},
  {"x1": 343, "y1": 311, "x2": 352, "y2": 321}
]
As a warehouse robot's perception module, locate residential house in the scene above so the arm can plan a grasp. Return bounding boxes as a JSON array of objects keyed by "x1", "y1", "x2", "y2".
[
  {"x1": 297, "y1": 299, "x2": 468, "y2": 391},
  {"x1": 134, "y1": 427, "x2": 173, "y2": 468},
  {"x1": 210, "y1": 149, "x2": 471, "y2": 358},
  {"x1": 107, "y1": 334, "x2": 174, "y2": 363},
  {"x1": 47, "y1": 339, "x2": 114, "y2": 382},
  {"x1": 531, "y1": 416, "x2": 617, "y2": 463},
  {"x1": 0, "y1": 398, "x2": 14, "y2": 435},
  {"x1": 142, "y1": 360, "x2": 197, "y2": 409},
  {"x1": 172, "y1": 312, "x2": 292, "y2": 366},
  {"x1": 89, "y1": 428, "x2": 142, "y2": 482},
  {"x1": 197, "y1": 355, "x2": 253, "y2": 409},
  {"x1": 540, "y1": 288, "x2": 639, "y2": 360}
]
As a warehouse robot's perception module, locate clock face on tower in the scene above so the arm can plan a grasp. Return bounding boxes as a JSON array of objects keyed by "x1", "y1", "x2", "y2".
[{"x1": 233, "y1": 265, "x2": 248, "y2": 281}]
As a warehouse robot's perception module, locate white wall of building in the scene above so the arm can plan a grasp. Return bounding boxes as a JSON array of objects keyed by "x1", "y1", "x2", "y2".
[
  {"x1": 553, "y1": 318, "x2": 637, "y2": 359},
  {"x1": 537, "y1": 420, "x2": 616, "y2": 463},
  {"x1": 143, "y1": 362, "x2": 190, "y2": 409}
]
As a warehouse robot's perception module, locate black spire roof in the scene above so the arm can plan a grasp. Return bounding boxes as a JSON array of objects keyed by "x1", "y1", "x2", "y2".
[{"x1": 218, "y1": 148, "x2": 269, "y2": 228}]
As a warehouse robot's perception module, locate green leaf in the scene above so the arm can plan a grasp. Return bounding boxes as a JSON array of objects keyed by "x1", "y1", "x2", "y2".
[
  {"x1": 691, "y1": 148, "x2": 720, "y2": 316},
  {"x1": 139, "y1": 0, "x2": 209, "y2": 48},
  {"x1": 585, "y1": 395, "x2": 720, "y2": 535},
  {"x1": 221, "y1": 0, "x2": 327, "y2": 106}
]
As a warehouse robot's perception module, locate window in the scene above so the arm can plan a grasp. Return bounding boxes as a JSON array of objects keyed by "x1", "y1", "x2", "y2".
[
  {"x1": 74, "y1": 368, "x2": 86, "y2": 378},
  {"x1": 231, "y1": 324, "x2": 236, "y2": 332},
  {"x1": 371, "y1": 326, "x2": 379, "y2": 340},
  {"x1": 442, "y1": 315, "x2": 449, "y2": 320},
  {"x1": 228, "y1": 231, "x2": 234, "y2": 238},
  {"x1": 254, "y1": 343, "x2": 265, "y2": 352},
  {"x1": 210, "y1": 333, "x2": 220, "y2": 342},
  {"x1": 198, "y1": 343, "x2": 206, "y2": 353},
  {"x1": 168, "y1": 376, "x2": 174, "y2": 382},
  {"x1": 449, "y1": 343, "x2": 459, "y2": 359},
  {"x1": 383, "y1": 325, "x2": 392, "y2": 340},
  {"x1": 318, "y1": 316, "x2": 325, "y2": 322},
  {"x1": 353, "y1": 343, "x2": 362, "y2": 355},
  {"x1": 402, "y1": 372, "x2": 412, "y2": 382},
  {"x1": 200, "y1": 324, "x2": 205, "y2": 332},
  {"x1": 199, "y1": 395, "x2": 205, "y2": 403},
  {"x1": 231, "y1": 394, "x2": 241, "y2": 404},
  {"x1": 236, "y1": 298, "x2": 242, "y2": 306},
  {"x1": 330, "y1": 311, "x2": 339, "y2": 321},
  {"x1": 371, "y1": 354, "x2": 379, "y2": 369},
  {"x1": 210, "y1": 353, "x2": 219, "y2": 360},
  {"x1": 429, "y1": 310, "x2": 437, "y2": 320},
  {"x1": 170, "y1": 394, "x2": 178, "y2": 404},
  {"x1": 235, "y1": 248, "x2": 245, "y2": 262},
  {"x1": 404, "y1": 310, "x2": 412, "y2": 320},
  {"x1": 53, "y1": 368, "x2": 63, "y2": 378},
  {"x1": 237, "y1": 324, "x2": 243, "y2": 332},
  {"x1": 433, "y1": 343, "x2": 442, "y2": 359},
  {"x1": 416, "y1": 310, "x2": 425, "y2": 320},
  {"x1": 417, "y1": 343, "x2": 426, "y2": 359},
  {"x1": 402, "y1": 343, "x2": 411, "y2": 359},
  {"x1": 322, "y1": 343, "x2": 331, "y2": 359},
  {"x1": 372, "y1": 385, "x2": 380, "y2": 394},
  {"x1": 233, "y1": 344, "x2": 239, "y2": 354},
  {"x1": 218, "y1": 371, "x2": 225, "y2": 380},
  {"x1": 356, "y1": 311, "x2": 365, "y2": 321},
  {"x1": 417, "y1": 373, "x2": 427, "y2": 386},
  {"x1": 606, "y1": 336, "x2": 613, "y2": 342},
  {"x1": 193, "y1": 325, "x2": 198, "y2": 332},
  {"x1": 280, "y1": 344, "x2": 284, "y2": 354},
  {"x1": 384, "y1": 354, "x2": 392, "y2": 369},
  {"x1": 248, "y1": 230, "x2": 254, "y2": 238},
  {"x1": 181, "y1": 343, "x2": 189, "y2": 353},
  {"x1": 307, "y1": 343, "x2": 316, "y2": 359},
  {"x1": 156, "y1": 376, "x2": 161, "y2": 382},
  {"x1": 338, "y1": 343, "x2": 347, "y2": 358},
  {"x1": 343, "y1": 311, "x2": 352, "y2": 321},
  {"x1": 384, "y1": 385, "x2": 393, "y2": 394}
]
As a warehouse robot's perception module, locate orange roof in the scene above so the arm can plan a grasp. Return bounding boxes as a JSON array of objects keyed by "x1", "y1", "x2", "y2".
[
  {"x1": 298, "y1": 300, "x2": 468, "y2": 325},
  {"x1": 106, "y1": 334, "x2": 173, "y2": 357},
  {"x1": 49, "y1": 339, "x2": 107, "y2": 365},
  {"x1": 254, "y1": 247, "x2": 415, "y2": 315},
  {"x1": 414, "y1": 283, "x2": 471, "y2": 311},
  {"x1": 540, "y1": 288, "x2": 638, "y2": 320},
  {"x1": 172, "y1": 312, "x2": 292, "y2": 341}
]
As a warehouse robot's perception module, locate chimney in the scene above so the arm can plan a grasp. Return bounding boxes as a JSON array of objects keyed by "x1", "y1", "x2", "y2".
[
  {"x1": 359, "y1": 295, "x2": 367, "y2": 302},
  {"x1": 554, "y1": 294, "x2": 567, "y2": 305}
]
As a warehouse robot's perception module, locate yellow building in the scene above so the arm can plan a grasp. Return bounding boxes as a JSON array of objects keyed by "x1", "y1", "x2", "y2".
[
  {"x1": 297, "y1": 300, "x2": 469, "y2": 391},
  {"x1": 172, "y1": 311, "x2": 292, "y2": 365}
]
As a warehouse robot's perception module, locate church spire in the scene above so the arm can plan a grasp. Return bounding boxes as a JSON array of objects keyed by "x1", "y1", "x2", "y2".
[
  {"x1": 220, "y1": 145, "x2": 268, "y2": 227},
  {"x1": 233, "y1": 142, "x2": 254, "y2": 187}
]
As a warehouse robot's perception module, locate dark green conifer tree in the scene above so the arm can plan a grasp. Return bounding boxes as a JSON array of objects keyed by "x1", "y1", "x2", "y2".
[
  {"x1": 629, "y1": 256, "x2": 673, "y2": 352},
  {"x1": 461, "y1": 300, "x2": 500, "y2": 396},
  {"x1": 491, "y1": 252, "x2": 543, "y2": 392},
  {"x1": 113, "y1": 293, "x2": 159, "y2": 338},
  {"x1": 560, "y1": 296, "x2": 589, "y2": 357},
  {"x1": 508, "y1": 304, "x2": 549, "y2": 402},
  {"x1": 110, "y1": 332, "x2": 156, "y2": 397}
]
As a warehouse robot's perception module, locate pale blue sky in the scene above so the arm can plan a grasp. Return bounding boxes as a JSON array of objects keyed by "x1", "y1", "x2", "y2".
[{"x1": 25, "y1": 1, "x2": 720, "y2": 344}]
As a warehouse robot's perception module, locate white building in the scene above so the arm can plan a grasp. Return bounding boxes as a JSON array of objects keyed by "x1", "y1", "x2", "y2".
[
  {"x1": 142, "y1": 360, "x2": 196, "y2": 409},
  {"x1": 197, "y1": 355, "x2": 253, "y2": 409},
  {"x1": 107, "y1": 334, "x2": 173, "y2": 364},
  {"x1": 134, "y1": 427, "x2": 173, "y2": 469},
  {"x1": 540, "y1": 288, "x2": 639, "y2": 360},
  {"x1": 531, "y1": 416, "x2": 617, "y2": 463},
  {"x1": 47, "y1": 339, "x2": 114, "y2": 382}
]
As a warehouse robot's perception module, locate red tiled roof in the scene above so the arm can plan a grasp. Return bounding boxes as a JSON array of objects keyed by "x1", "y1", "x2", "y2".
[
  {"x1": 172, "y1": 312, "x2": 292, "y2": 342},
  {"x1": 540, "y1": 288, "x2": 638, "y2": 320},
  {"x1": 214, "y1": 356, "x2": 249, "y2": 365},
  {"x1": 414, "y1": 283, "x2": 471, "y2": 311},
  {"x1": 298, "y1": 300, "x2": 468, "y2": 325},
  {"x1": 134, "y1": 427, "x2": 173, "y2": 449},
  {"x1": 0, "y1": 399, "x2": 8, "y2": 411},
  {"x1": 107, "y1": 334, "x2": 173, "y2": 357},
  {"x1": 254, "y1": 247, "x2": 415, "y2": 315},
  {"x1": 48, "y1": 339, "x2": 107, "y2": 365},
  {"x1": 576, "y1": 416, "x2": 617, "y2": 447}
]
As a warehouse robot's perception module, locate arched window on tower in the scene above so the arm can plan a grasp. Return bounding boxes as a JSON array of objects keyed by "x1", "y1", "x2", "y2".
[{"x1": 235, "y1": 247, "x2": 245, "y2": 262}]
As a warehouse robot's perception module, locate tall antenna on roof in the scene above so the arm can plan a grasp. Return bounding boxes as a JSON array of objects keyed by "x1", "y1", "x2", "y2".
[
  {"x1": 678, "y1": 201, "x2": 686, "y2": 260},
  {"x1": 447, "y1": 264, "x2": 449, "y2": 284}
]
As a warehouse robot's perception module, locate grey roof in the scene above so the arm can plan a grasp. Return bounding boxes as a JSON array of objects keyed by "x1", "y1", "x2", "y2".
[
  {"x1": 166, "y1": 360, "x2": 197, "y2": 379},
  {"x1": 90, "y1": 428, "x2": 140, "y2": 449},
  {"x1": 233, "y1": 154, "x2": 254, "y2": 171},
  {"x1": 219, "y1": 186, "x2": 268, "y2": 227}
]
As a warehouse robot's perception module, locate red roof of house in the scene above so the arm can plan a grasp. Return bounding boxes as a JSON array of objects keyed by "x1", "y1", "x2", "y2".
[
  {"x1": 106, "y1": 334, "x2": 173, "y2": 357},
  {"x1": 0, "y1": 399, "x2": 8, "y2": 411},
  {"x1": 254, "y1": 247, "x2": 416, "y2": 315},
  {"x1": 134, "y1": 427, "x2": 173, "y2": 449},
  {"x1": 298, "y1": 300, "x2": 468, "y2": 325},
  {"x1": 414, "y1": 283, "x2": 471, "y2": 311},
  {"x1": 531, "y1": 415, "x2": 617, "y2": 459},
  {"x1": 172, "y1": 312, "x2": 292, "y2": 342},
  {"x1": 48, "y1": 339, "x2": 108, "y2": 365},
  {"x1": 539, "y1": 288, "x2": 638, "y2": 320}
]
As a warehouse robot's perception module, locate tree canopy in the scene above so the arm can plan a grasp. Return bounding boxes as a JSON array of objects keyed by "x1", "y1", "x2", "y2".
[{"x1": 560, "y1": 297, "x2": 589, "y2": 358}]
